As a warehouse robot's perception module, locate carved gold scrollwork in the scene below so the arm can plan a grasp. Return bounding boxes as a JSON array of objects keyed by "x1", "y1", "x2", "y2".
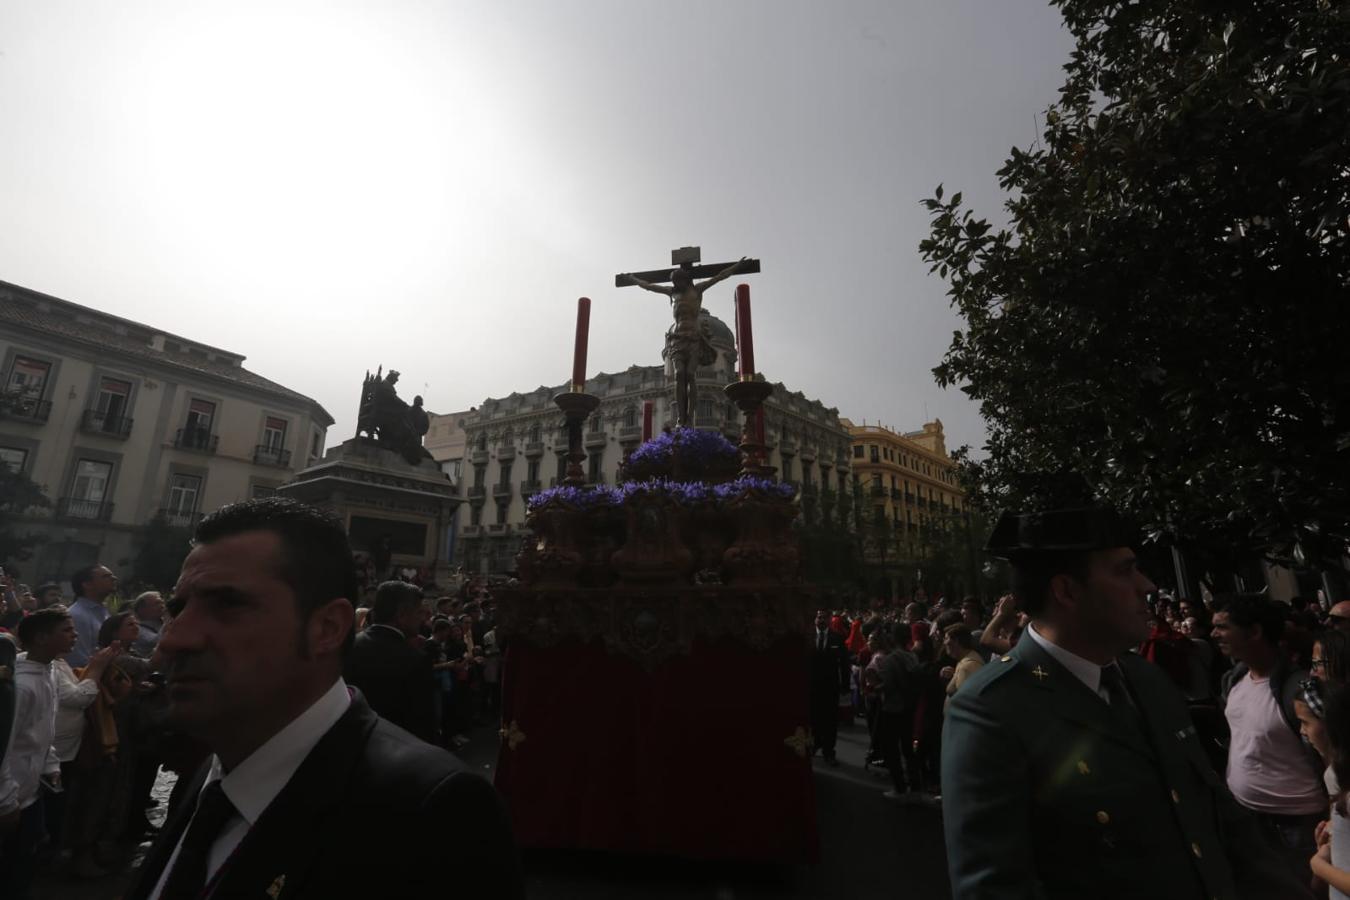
[
  {"x1": 784, "y1": 727, "x2": 813, "y2": 758},
  {"x1": 499, "y1": 720, "x2": 527, "y2": 750}
]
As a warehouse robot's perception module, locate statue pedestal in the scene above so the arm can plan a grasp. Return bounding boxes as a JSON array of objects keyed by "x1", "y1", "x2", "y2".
[{"x1": 279, "y1": 438, "x2": 460, "y2": 591}]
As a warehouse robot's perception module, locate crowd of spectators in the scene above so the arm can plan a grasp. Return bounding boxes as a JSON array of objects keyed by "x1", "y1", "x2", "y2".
[
  {"x1": 822, "y1": 586, "x2": 1350, "y2": 895},
  {"x1": 0, "y1": 559, "x2": 502, "y2": 897}
]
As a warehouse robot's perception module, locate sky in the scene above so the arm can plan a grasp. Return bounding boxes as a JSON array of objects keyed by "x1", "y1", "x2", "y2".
[{"x1": 0, "y1": 0, "x2": 1074, "y2": 455}]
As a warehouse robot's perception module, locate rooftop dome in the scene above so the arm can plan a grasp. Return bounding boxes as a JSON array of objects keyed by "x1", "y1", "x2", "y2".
[{"x1": 700, "y1": 309, "x2": 734, "y2": 348}]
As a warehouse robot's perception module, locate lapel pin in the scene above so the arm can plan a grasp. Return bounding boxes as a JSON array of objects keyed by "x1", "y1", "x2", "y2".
[
  {"x1": 1031, "y1": 666, "x2": 1048, "y2": 681},
  {"x1": 266, "y1": 874, "x2": 286, "y2": 898}
]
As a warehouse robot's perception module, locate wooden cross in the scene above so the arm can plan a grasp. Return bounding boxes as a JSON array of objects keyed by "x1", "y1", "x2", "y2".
[{"x1": 614, "y1": 246, "x2": 761, "y2": 288}]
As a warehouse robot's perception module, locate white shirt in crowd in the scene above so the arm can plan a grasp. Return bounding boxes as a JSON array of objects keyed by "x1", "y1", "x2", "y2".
[
  {"x1": 52, "y1": 658, "x2": 101, "y2": 763},
  {"x1": 148, "y1": 678, "x2": 352, "y2": 899},
  {"x1": 1223, "y1": 671, "x2": 1326, "y2": 816},
  {"x1": 0, "y1": 655, "x2": 60, "y2": 816}
]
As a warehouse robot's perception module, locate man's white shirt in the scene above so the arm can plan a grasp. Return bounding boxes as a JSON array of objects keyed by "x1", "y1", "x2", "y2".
[{"x1": 149, "y1": 678, "x2": 351, "y2": 899}]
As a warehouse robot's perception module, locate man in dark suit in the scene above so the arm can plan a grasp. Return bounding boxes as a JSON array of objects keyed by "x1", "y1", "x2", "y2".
[
  {"x1": 809, "y1": 608, "x2": 849, "y2": 766},
  {"x1": 344, "y1": 580, "x2": 438, "y2": 744},
  {"x1": 941, "y1": 507, "x2": 1299, "y2": 900},
  {"x1": 125, "y1": 497, "x2": 522, "y2": 900}
]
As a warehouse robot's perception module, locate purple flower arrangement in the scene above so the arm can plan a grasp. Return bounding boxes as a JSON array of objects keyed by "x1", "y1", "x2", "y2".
[
  {"x1": 528, "y1": 475, "x2": 794, "y2": 513},
  {"x1": 714, "y1": 476, "x2": 797, "y2": 501},
  {"x1": 526, "y1": 484, "x2": 621, "y2": 511},
  {"x1": 624, "y1": 427, "x2": 739, "y2": 476},
  {"x1": 619, "y1": 478, "x2": 713, "y2": 504}
]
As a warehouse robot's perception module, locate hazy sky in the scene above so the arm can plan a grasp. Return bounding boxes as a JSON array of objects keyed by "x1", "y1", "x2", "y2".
[{"x1": 0, "y1": 0, "x2": 1073, "y2": 454}]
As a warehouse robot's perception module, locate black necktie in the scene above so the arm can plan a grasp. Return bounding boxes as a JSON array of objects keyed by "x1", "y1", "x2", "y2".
[
  {"x1": 159, "y1": 781, "x2": 238, "y2": 899},
  {"x1": 818, "y1": 631, "x2": 826, "y2": 651},
  {"x1": 1099, "y1": 664, "x2": 1142, "y2": 730}
]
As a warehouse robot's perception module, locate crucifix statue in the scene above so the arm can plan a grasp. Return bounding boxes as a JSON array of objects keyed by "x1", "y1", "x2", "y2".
[{"x1": 616, "y1": 246, "x2": 759, "y2": 428}]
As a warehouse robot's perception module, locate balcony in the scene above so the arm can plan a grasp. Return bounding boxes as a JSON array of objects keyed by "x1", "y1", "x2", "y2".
[
  {"x1": 467, "y1": 485, "x2": 487, "y2": 504},
  {"x1": 0, "y1": 397, "x2": 52, "y2": 424},
  {"x1": 461, "y1": 524, "x2": 484, "y2": 538},
  {"x1": 869, "y1": 485, "x2": 884, "y2": 498},
  {"x1": 890, "y1": 487, "x2": 902, "y2": 500},
  {"x1": 618, "y1": 425, "x2": 642, "y2": 442},
  {"x1": 80, "y1": 409, "x2": 133, "y2": 439},
  {"x1": 587, "y1": 472, "x2": 607, "y2": 485},
  {"x1": 904, "y1": 492, "x2": 915, "y2": 505},
  {"x1": 520, "y1": 479, "x2": 542, "y2": 497},
  {"x1": 584, "y1": 431, "x2": 607, "y2": 449},
  {"x1": 493, "y1": 482, "x2": 512, "y2": 499},
  {"x1": 253, "y1": 445, "x2": 292, "y2": 468},
  {"x1": 487, "y1": 523, "x2": 509, "y2": 535},
  {"x1": 693, "y1": 415, "x2": 721, "y2": 429},
  {"x1": 175, "y1": 428, "x2": 219, "y2": 454},
  {"x1": 497, "y1": 445, "x2": 516, "y2": 462},
  {"x1": 158, "y1": 508, "x2": 202, "y2": 529},
  {"x1": 524, "y1": 441, "x2": 545, "y2": 457},
  {"x1": 57, "y1": 497, "x2": 114, "y2": 522},
  {"x1": 470, "y1": 449, "x2": 490, "y2": 465}
]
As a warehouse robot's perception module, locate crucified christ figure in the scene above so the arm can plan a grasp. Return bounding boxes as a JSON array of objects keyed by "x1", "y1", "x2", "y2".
[{"x1": 618, "y1": 257, "x2": 747, "y2": 428}]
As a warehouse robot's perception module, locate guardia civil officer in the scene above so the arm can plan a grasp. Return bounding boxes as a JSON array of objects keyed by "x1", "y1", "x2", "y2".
[{"x1": 941, "y1": 507, "x2": 1299, "y2": 900}]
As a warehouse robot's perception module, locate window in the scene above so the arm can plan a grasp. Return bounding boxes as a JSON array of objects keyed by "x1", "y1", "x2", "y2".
[
  {"x1": 262, "y1": 417, "x2": 287, "y2": 451},
  {"x1": 589, "y1": 414, "x2": 603, "y2": 434},
  {"x1": 499, "y1": 461, "x2": 513, "y2": 487},
  {"x1": 0, "y1": 447, "x2": 27, "y2": 473},
  {"x1": 476, "y1": 432, "x2": 487, "y2": 451},
  {"x1": 853, "y1": 445, "x2": 863, "y2": 459},
  {"x1": 94, "y1": 377, "x2": 131, "y2": 424},
  {"x1": 251, "y1": 484, "x2": 277, "y2": 499},
  {"x1": 869, "y1": 445, "x2": 879, "y2": 463},
  {"x1": 473, "y1": 465, "x2": 486, "y2": 488},
  {"x1": 588, "y1": 450, "x2": 603, "y2": 483},
  {"x1": 623, "y1": 407, "x2": 637, "y2": 428},
  {"x1": 821, "y1": 467, "x2": 830, "y2": 490},
  {"x1": 186, "y1": 399, "x2": 216, "y2": 434},
  {"x1": 469, "y1": 504, "x2": 482, "y2": 526},
  {"x1": 311, "y1": 431, "x2": 323, "y2": 459},
  {"x1": 72, "y1": 459, "x2": 112, "y2": 503},
  {"x1": 697, "y1": 398, "x2": 714, "y2": 420},
  {"x1": 496, "y1": 502, "x2": 508, "y2": 525},
  {"x1": 528, "y1": 424, "x2": 541, "y2": 444},
  {"x1": 781, "y1": 456, "x2": 793, "y2": 480},
  {"x1": 527, "y1": 459, "x2": 540, "y2": 482},
  {"x1": 6, "y1": 356, "x2": 50, "y2": 399},
  {"x1": 555, "y1": 453, "x2": 566, "y2": 482},
  {"x1": 166, "y1": 474, "x2": 201, "y2": 516}
]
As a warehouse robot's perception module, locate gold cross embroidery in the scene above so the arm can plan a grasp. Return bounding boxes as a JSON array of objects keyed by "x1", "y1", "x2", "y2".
[
  {"x1": 1032, "y1": 666, "x2": 1048, "y2": 681},
  {"x1": 784, "y1": 727, "x2": 813, "y2": 758},
  {"x1": 499, "y1": 720, "x2": 527, "y2": 751}
]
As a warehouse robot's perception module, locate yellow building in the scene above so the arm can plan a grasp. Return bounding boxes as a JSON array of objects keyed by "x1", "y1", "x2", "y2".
[{"x1": 841, "y1": 418, "x2": 967, "y2": 598}]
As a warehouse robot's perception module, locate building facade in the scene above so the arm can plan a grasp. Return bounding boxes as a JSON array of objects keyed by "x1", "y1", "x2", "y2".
[
  {"x1": 843, "y1": 419, "x2": 968, "y2": 599},
  {"x1": 0, "y1": 280, "x2": 332, "y2": 587},
  {"x1": 453, "y1": 310, "x2": 853, "y2": 575}
]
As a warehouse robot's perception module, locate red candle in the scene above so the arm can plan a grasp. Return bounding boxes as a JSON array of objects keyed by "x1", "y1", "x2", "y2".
[
  {"x1": 642, "y1": 400, "x2": 654, "y2": 442},
  {"x1": 735, "y1": 284, "x2": 754, "y2": 377},
  {"x1": 572, "y1": 297, "x2": 591, "y2": 391}
]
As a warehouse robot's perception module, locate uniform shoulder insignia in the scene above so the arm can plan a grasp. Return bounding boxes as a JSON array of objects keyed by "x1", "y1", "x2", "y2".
[{"x1": 961, "y1": 652, "x2": 1022, "y2": 697}]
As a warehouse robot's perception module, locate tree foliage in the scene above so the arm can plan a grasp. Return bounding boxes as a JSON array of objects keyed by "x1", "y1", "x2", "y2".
[
  {"x1": 0, "y1": 463, "x2": 50, "y2": 566},
  {"x1": 921, "y1": 0, "x2": 1350, "y2": 568},
  {"x1": 130, "y1": 514, "x2": 193, "y2": 592}
]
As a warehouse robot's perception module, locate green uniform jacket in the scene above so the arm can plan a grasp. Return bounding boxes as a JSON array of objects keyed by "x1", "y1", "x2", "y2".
[{"x1": 941, "y1": 634, "x2": 1301, "y2": 900}]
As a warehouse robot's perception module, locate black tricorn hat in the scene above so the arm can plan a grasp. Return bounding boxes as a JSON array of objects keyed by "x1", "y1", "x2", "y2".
[{"x1": 985, "y1": 507, "x2": 1139, "y2": 559}]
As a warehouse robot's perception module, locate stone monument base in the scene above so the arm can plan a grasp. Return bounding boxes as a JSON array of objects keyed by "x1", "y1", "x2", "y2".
[{"x1": 279, "y1": 438, "x2": 460, "y2": 591}]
